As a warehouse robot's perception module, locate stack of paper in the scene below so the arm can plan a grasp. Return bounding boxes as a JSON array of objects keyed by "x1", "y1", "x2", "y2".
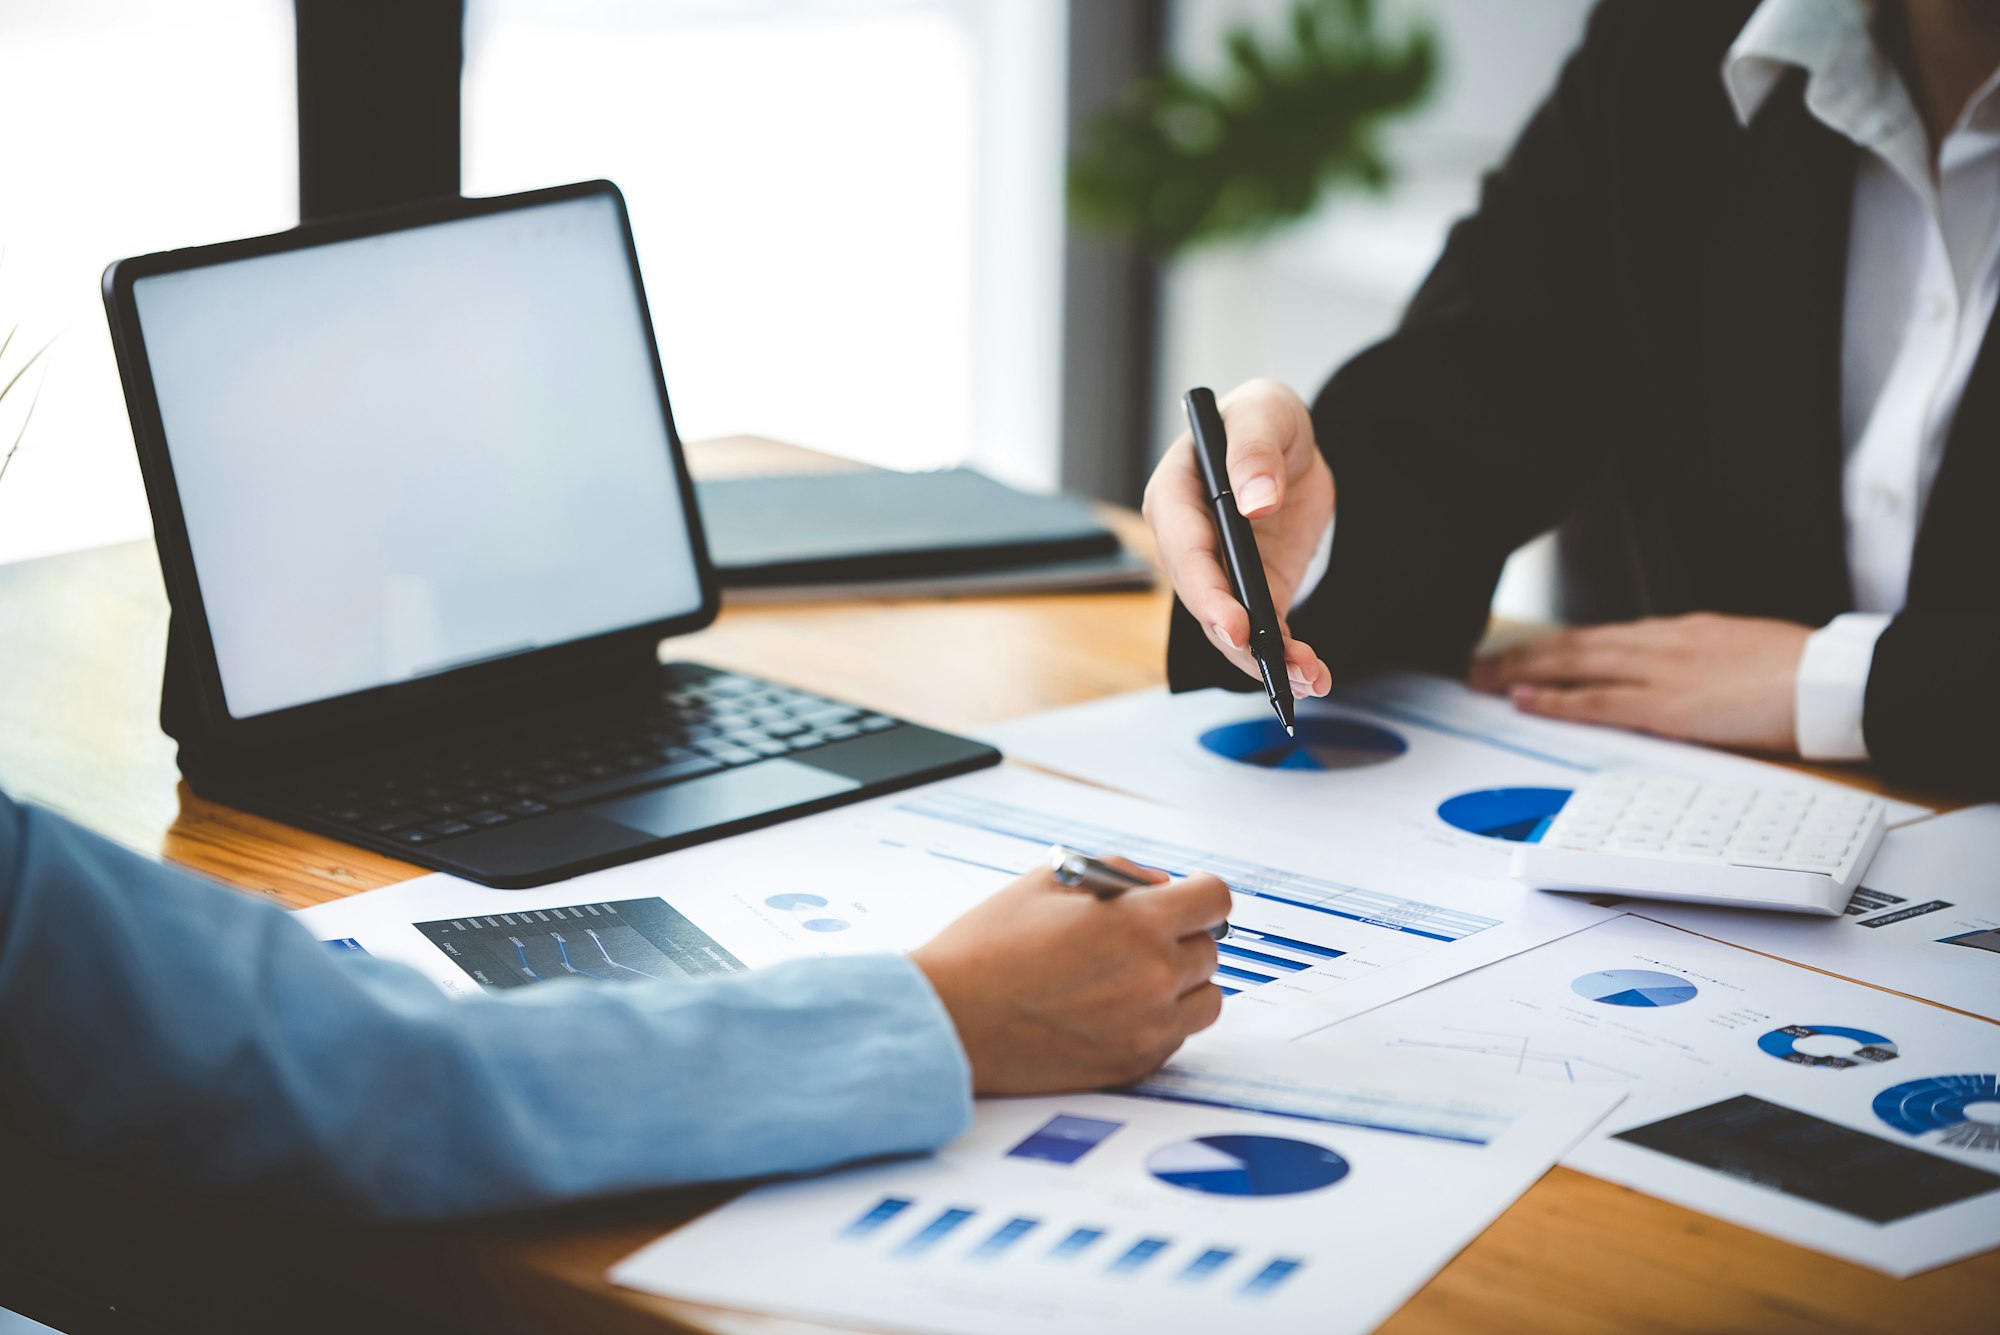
[{"x1": 295, "y1": 670, "x2": 2000, "y2": 1329}]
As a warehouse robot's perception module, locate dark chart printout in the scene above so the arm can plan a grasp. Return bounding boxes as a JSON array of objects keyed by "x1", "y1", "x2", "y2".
[
  {"x1": 415, "y1": 898, "x2": 745, "y2": 991},
  {"x1": 1614, "y1": 1094, "x2": 2000, "y2": 1224}
]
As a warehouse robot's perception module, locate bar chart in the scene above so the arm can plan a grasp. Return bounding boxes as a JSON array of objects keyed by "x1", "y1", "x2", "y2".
[
  {"x1": 1212, "y1": 924, "x2": 1345, "y2": 995},
  {"x1": 895, "y1": 789, "x2": 1504, "y2": 944},
  {"x1": 838, "y1": 1194, "x2": 1306, "y2": 1299}
]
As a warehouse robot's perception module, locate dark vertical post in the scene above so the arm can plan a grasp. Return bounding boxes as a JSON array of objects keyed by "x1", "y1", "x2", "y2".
[
  {"x1": 1059, "y1": 0, "x2": 1166, "y2": 505},
  {"x1": 295, "y1": 0, "x2": 464, "y2": 221}
]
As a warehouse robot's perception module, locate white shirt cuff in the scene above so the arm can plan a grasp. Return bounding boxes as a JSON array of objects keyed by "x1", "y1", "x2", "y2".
[
  {"x1": 1794, "y1": 613, "x2": 1892, "y2": 761},
  {"x1": 1287, "y1": 516, "x2": 1337, "y2": 609}
]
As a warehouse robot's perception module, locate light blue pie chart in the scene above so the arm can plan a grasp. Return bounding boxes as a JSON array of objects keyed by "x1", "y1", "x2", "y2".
[
  {"x1": 1146, "y1": 1134, "x2": 1349, "y2": 1197},
  {"x1": 1571, "y1": 968, "x2": 1698, "y2": 1008},
  {"x1": 765, "y1": 893, "x2": 830, "y2": 911}
]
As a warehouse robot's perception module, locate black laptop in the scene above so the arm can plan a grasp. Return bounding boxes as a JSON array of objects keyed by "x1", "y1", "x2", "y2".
[{"x1": 103, "y1": 181, "x2": 998, "y2": 888}]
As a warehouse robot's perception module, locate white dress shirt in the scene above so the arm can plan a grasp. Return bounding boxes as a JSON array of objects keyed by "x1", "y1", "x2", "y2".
[{"x1": 1727, "y1": 0, "x2": 2000, "y2": 760}]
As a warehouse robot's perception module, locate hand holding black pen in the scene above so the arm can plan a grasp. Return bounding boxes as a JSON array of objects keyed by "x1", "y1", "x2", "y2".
[
  {"x1": 1184, "y1": 387, "x2": 1297, "y2": 735},
  {"x1": 1049, "y1": 846, "x2": 1231, "y2": 942}
]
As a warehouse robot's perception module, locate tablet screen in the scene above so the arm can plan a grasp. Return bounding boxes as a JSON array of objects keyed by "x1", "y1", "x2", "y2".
[{"x1": 131, "y1": 192, "x2": 704, "y2": 719}]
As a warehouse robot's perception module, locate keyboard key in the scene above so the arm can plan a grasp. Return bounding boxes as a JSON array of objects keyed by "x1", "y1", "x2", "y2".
[
  {"x1": 466, "y1": 809, "x2": 512, "y2": 827},
  {"x1": 425, "y1": 819, "x2": 476, "y2": 837},
  {"x1": 503, "y1": 799, "x2": 552, "y2": 816},
  {"x1": 394, "y1": 829, "x2": 437, "y2": 846}
]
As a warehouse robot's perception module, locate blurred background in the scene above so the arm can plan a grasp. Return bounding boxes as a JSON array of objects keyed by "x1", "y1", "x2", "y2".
[{"x1": 0, "y1": 0, "x2": 1594, "y2": 612}]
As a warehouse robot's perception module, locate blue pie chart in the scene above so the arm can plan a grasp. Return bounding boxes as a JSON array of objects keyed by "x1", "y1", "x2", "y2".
[
  {"x1": 1146, "y1": 1134, "x2": 1350, "y2": 1197},
  {"x1": 1572, "y1": 968, "x2": 1699, "y2": 1008},
  {"x1": 1198, "y1": 717, "x2": 1407, "y2": 771},
  {"x1": 1438, "y1": 787, "x2": 1572, "y2": 842},
  {"x1": 1873, "y1": 1074, "x2": 2000, "y2": 1152},
  {"x1": 765, "y1": 893, "x2": 829, "y2": 911}
]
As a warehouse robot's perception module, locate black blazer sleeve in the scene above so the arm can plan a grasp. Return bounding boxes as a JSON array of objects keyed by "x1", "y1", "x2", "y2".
[
  {"x1": 1861, "y1": 375, "x2": 2000, "y2": 795},
  {"x1": 1865, "y1": 615, "x2": 1999, "y2": 796},
  {"x1": 1169, "y1": 0, "x2": 1682, "y2": 692}
]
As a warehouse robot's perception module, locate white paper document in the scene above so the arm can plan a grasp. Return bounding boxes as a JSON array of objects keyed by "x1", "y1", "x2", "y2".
[
  {"x1": 1312, "y1": 915, "x2": 2000, "y2": 1275},
  {"x1": 1637, "y1": 804, "x2": 2000, "y2": 1020},
  {"x1": 609, "y1": 1048, "x2": 1625, "y2": 1335},
  {"x1": 984, "y1": 672, "x2": 1930, "y2": 880},
  {"x1": 297, "y1": 765, "x2": 1618, "y2": 1029}
]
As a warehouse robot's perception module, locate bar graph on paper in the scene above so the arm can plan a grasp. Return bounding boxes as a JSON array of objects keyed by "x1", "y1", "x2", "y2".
[
  {"x1": 839, "y1": 1194, "x2": 1306, "y2": 1301},
  {"x1": 891, "y1": 789, "x2": 1497, "y2": 1002},
  {"x1": 897, "y1": 790, "x2": 1501, "y2": 943}
]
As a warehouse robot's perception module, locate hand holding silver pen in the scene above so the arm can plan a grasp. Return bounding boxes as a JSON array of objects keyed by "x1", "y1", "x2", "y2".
[{"x1": 1049, "y1": 846, "x2": 1231, "y2": 942}]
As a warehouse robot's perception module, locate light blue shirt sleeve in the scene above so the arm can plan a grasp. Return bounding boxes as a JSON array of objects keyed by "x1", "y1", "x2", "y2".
[{"x1": 0, "y1": 789, "x2": 972, "y2": 1220}]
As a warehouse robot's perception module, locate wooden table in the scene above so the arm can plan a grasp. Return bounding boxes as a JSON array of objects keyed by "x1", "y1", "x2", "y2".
[{"x1": 2, "y1": 437, "x2": 1994, "y2": 1334}]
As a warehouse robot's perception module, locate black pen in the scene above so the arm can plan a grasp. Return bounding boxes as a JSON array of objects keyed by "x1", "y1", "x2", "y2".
[
  {"x1": 1048, "y1": 846, "x2": 1230, "y2": 942},
  {"x1": 1184, "y1": 386, "x2": 1296, "y2": 735}
]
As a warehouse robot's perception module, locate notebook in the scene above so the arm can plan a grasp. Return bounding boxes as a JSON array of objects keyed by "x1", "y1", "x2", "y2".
[{"x1": 695, "y1": 468, "x2": 1131, "y2": 589}]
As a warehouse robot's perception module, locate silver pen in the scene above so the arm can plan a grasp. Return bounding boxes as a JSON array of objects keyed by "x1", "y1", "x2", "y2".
[{"x1": 1047, "y1": 846, "x2": 1230, "y2": 941}]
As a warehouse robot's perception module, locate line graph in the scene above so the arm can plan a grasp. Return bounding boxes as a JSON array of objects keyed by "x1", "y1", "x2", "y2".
[
  {"x1": 415, "y1": 898, "x2": 743, "y2": 991},
  {"x1": 1383, "y1": 1028, "x2": 1639, "y2": 1083}
]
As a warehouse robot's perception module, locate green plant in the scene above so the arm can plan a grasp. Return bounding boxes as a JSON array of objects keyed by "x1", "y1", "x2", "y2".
[
  {"x1": 1069, "y1": 0, "x2": 1437, "y2": 256},
  {"x1": 0, "y1": 249, "x2": 54, "y2": 492}
]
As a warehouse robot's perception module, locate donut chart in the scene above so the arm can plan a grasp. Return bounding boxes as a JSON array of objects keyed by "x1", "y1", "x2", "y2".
[
  {"x1": 1198, "y1": 717, "x2": 1408, "y2": 771},
  {"x1": 1873, "y1": 1074, "x2": 2000, "y2": 1153},
  {"x1": 1757, "y1": 1024, "x2": 1899, "y2": 1069}
]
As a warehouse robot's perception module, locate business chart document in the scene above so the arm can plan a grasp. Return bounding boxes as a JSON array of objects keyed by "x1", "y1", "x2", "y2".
[
  {"x1": 1638, "y1": 804, "x2": 2000, "y2": 1020},
  {"x1": 610, "y1": 1048, "x2": 1624, "y2": 1335},
  {"x1": 1314, "y1": 915, "x2": 2000, "y2": 1275},
  {"x1": 984, "y1": 672, "x2": 1930, "y2": 880},
  {"x1": 297, "y1": 766, "x2": 1619, "y2": 1029}
]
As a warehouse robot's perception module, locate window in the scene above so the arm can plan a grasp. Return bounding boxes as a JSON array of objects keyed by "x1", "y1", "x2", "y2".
[
  {"x1": 0, "y1": 0, "x2": 296, "y2": 566},
  {"x1": 462, "y1": 0, "x2": 1067, "y2": 489}
]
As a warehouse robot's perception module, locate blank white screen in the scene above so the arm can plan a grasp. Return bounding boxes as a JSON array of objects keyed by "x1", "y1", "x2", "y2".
[{"x1": 133, "y1": 194, "x2": 705, "y2": 719}]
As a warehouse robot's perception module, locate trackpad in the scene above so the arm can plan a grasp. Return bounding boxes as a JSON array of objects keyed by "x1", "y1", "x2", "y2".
[{"x1": 595, "y1": 759, "x2": 861, "y2": 839}]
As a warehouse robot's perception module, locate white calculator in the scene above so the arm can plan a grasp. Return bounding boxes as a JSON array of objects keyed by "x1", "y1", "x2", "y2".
[{"x1": 1510, "y1": 772, "x2": 1887, "y2": 916}]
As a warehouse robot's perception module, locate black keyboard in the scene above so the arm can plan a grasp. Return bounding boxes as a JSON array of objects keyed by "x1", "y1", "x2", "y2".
[{"x1": 280, "y1": 670, "x2": 899, "y2": 849}]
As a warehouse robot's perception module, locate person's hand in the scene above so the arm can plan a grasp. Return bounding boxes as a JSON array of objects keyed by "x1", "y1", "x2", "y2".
[
  {"x1": 1142, "y1": 378, "x2": 1334, "y2": 696},
  {"x1": 910, "y1": 860, "x2": 1231, "y2": 1095},
  {"x1": 1469, "y1": 613, "x2": 1813, "y2": 753}
]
